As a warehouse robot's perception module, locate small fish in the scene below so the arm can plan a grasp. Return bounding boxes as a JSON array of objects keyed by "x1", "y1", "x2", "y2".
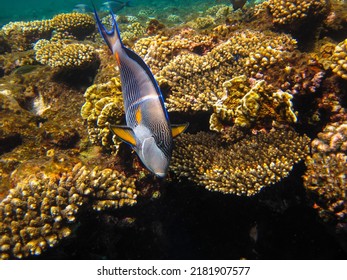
[
  {"x1": 230, "y1": 0, "x2": 247, "y2": 10},
  {"x1": 73, "y1": 4, "x2": 92, "y2": 13},
  {"x1": 100, "y1": 0, "x2": 133, "y2": 13},
  {"x1": 93, "y1": 7, "x2": 188, "y2": 177}
]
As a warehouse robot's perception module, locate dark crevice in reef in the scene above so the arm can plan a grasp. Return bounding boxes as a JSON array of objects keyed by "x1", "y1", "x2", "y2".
[{"x1": 0, "y1": 134, "x2": 22, "y2": 155}]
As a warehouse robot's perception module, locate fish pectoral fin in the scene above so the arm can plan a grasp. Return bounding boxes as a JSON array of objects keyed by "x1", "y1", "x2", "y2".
[
  {"x1": 171, "y1": 123, "x2": 189, "y2": 138},
  {"x1": 109, "y1": 125, "x2": 136, "y2": 146}
]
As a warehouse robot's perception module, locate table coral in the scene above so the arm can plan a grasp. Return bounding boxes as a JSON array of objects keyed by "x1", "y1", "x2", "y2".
[
  {"x1": 330, "y1": 38, "x2": 347, "y2": 80},
  {"x1": 0, "y1": 13, "x2": 96, "y2": 52},
  {"x1": 133, "y1": 31, "x2": 218, "y2": 74},
  {"x1": 34, "y1": 39, "x2": 97, "y2": 69},
  {"x1": 267, "y1": 0, "x2": 328, "y2": 26},
  {"x1": 50, "y1": 13, "x2": 95, "y2": 41},
  {"x1": 171, "y1": 129, "x2": 310, "y2": 196},
  {"x1": 0, "y1": 20, "x2": 52, "y2": 52},
  {"x1": 81, "y1": 78, "x2": 124, "y2": 152},
  {"x1": 0, "y1": 160, "x2": 138, "y2": 259},
  {"x1": 155, "y1": 30, "x2": 296, "y2": 113}
]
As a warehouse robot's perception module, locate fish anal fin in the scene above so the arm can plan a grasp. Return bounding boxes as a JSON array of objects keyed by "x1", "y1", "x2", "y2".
[
  {"x1": 110, "y1": 125, "x2": 136, "y2": 146},
  {"x1": 171, "y1": 123, "x2": 189, "y2": 138}
]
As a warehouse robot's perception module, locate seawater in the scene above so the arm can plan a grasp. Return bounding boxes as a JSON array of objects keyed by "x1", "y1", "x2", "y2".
[{"x1": 0, "y1": 0, "x2": 251, "y2": 27}]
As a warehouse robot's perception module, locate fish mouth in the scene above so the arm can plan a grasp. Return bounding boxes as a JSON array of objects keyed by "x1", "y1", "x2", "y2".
[{"x1": 154, "y1": 172, "x2": 166, "y2": 178}]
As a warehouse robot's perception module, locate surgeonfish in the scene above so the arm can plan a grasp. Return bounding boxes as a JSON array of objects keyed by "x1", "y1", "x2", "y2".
[
  {"x1": 230, "y1": 0, "x2": 247, "y2": 10},
  {"x1": 100, "y1": 1, "x2": 133, "y2": 13},
  {"x1": 93, "y1": 7, "x2": 189, "y2": 178},
  {"x1": 73, "y1": 4, "x2": 92, "y2": 13}
]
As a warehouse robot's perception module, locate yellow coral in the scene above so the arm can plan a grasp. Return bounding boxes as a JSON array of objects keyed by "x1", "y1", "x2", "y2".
[
  {"x1": 171, "y1": 129, "x2": 310, "y2": 196},
  {"x1": 0, "y1": 161, "x2": 138, "y2": 259},
  {"x1": 330, "y1": 38, "x2": 347, "y2": 80},
  {"x1": 0, "y1": 20, "x2": 52, "y2": 51},
  {"x1": 51, "y1": 13, "x2": 95, "y2": 40},
  {"x1": 154, "y1": 30, "x2": 296, "y2": 113},
  {"x1": 34, "y1": 39, "x2": 97, "y2": 69},
  {"x1": 81, "y1": 78, "x2": 124, "y2": 152},
  {"x1": 186, "y1": 16, "x2": 215, "y2": 29},
  {"x1": 268, "y1": 0, "x2": 328, "y2": 26}
]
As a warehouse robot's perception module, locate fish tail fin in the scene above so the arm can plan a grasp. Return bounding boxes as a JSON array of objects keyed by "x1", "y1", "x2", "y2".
[{"x1": 92, "y1": 3, "x2": 123, "y2": 53}]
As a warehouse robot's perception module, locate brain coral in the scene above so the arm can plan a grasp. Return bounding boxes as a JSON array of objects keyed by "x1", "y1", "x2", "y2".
[
  {"x1": 0, "y1": 160, "x2": 138, "y2": 259},
  {"x1": 171, "y1": 129, "x2": 310, "y2": 196},
  {"x1": 80, "y1": 78, "x2": 124, "y2": 152},
  {"x1": 34, "y1": 39, "x2": 97, "y2": 69},
  {"x1": 330, "y1": 38, "x2": 347, "y2": 80}
]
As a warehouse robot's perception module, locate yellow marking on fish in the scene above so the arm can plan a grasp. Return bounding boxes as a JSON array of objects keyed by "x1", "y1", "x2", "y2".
[
  {"x1": 171, "y1": 123, "x2": 189, "y2": 138},
  {"x1": 135, "y1": 107, "x2": 142, "y2": 124},
  {"x1": 114, "y1": 52, "x2": 121, "y2": 65},
  {"x1": 110, "y1": 126, "x2": 136, "y2": 146}
]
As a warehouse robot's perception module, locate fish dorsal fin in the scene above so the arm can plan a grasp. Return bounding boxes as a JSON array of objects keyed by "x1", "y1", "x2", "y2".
[
  {"x1": 171, "y1": 123, "x2": 189, "y2": 138},
  {"x1": 109, "y1": 125, "x2": 136, "y2": 146}
]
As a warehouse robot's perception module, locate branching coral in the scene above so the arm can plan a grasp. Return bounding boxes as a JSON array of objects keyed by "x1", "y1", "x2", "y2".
[
  {"x1": 171, "y1": 129, "x2": 310, "y2": 196},
  {"x1": 81, "y1": 78, "x2": 124, "y2": 152},
  {"x1": 34, "y1": 39, "x2": 97, "y2": 69},
  {"x1": 0, "y1": 160, "x2": 138, "y2": 259}
]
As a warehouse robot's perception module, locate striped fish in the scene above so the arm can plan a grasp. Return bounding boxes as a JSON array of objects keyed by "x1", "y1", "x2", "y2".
[{"x1": 93, "y1": 8, "x2": 188, "y2": 178}]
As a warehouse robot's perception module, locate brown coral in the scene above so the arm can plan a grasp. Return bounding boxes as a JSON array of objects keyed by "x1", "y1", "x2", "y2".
[
  {"x1": 0, "y1": 160, "x2": 138, "y2": 259},
  {"x1": 154, "y1": 30, "x2": 296, "y2": 114},
  {"x1": 210, "y1": 75, "x2": 297, "y2": 130},
  {"x1": 268, "y1": 0, "x2": 328, "y2": 26},
  {"x1": 0, "y1": 20, "x2": 52, "y2": 52},
  {"x1": 0, "y1": 13, "x2": 96, "y2": 52},
  {"x1": 34, "y1": 39, "x2": 97, "y2": 69},
  {"x1": 304, "y1": 152, "x2": 347, "y2": 224},
  {"x1": 330, "y1": 38, "x2": 347, "y2": 80},
  {"x1": 80, "y1": 78, "x2": 124, "y2": 152},
  {"x1": 50, "y1": 13, "x2": 96, "y2": 40},
  {"x1": 171, "y1": 129, "x2": 310, "y2": 196},
  {"x1": 304, "y1": 120, "x2": 347, "y2": 225}
]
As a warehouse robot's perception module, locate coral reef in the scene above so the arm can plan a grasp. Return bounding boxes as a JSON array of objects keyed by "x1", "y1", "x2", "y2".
[
  {"x1": 171, "y1": 129, "x2": 310, "y2": 196},
  {"x1": 153, "y1": 30, "x2": 296, "y2": 114},
  {"x1": 210, "y1": 75, "x2": 297, "y2": 130},
  {"x1": 330, "y1": 38, "x2": 347, "y2": 80},
  {"x1": 50, "y1": 13, "x2": 95, "y2": 41},
  {"x1": 304, "y1": 121, "x2": 347, "y2": 225},
  {"x1": 80, "y1": 78, "x2": 124, "y2": 152},
  {"x1": 267, "y1": 0, "x2": 329, "y2": 27},
  {"x1": 34, "y1": 39, "x2": 97, "y2": 69},
  {"x1": 0, "y1": 13, "x2": 95, "y2": 52},
  {"x1": 0, "y1": 160, "x2": 138, "y2": 259},
  {"x1": 186, "y1": 16, "x2": 215, "y2": 29},
  {"x1": 0, "y1": 20, "x2": 52, "y2": 52}
]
